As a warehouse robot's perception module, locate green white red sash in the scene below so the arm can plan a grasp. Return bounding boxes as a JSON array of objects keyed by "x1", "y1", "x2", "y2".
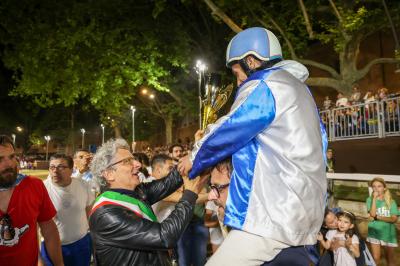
[{"x1": 90, "y1": 191, "x2": 157, "y2": 222}]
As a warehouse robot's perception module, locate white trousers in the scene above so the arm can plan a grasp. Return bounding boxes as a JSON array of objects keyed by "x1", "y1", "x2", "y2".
[{"x1": 206, "y1": 229, "x2": 289, "y2": 266}]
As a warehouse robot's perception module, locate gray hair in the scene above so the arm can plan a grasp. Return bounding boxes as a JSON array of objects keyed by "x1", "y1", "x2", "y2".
[{"x1": 90, "y1": 138, "x2": 130, "y2": 190}]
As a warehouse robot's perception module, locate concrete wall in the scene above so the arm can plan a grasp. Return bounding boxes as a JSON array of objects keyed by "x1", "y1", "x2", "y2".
[{"x1": 330, "y1": 136, "x2": 400, "y2": 175}]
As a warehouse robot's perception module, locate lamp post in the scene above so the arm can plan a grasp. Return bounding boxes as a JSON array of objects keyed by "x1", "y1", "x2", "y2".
[
  {"x1": 130, "y1": 106, "x2": 136, "y2": 144},
  {"x1": 195, "y1": 60, "x2": 207, "y2": 129},
  {"x1": 100, "y1": 124, "x2": 105, "y2": 145},
  {"x1": 44, "y1": 135, "x2": 51, "y2": 161},
  {"x1": 11, "y1": 134, "x2": 16, "y2": 145},
  {"x1": 80, "y1": 128, "x2": 86, "y2": 149}
]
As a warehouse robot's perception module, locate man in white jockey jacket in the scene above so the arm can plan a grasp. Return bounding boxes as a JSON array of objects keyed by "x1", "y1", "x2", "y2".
[{"x1": 178, "y1": 27, "x2": 327, "y2": 265}]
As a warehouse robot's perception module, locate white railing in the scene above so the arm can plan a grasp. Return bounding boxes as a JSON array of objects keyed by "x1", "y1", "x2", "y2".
[
  {"x1": 327, "y1": 173, "x2": 400, "y2": 183},
  {"x1": 320, "y1": 96, "x2": 400, "y2": 141}
]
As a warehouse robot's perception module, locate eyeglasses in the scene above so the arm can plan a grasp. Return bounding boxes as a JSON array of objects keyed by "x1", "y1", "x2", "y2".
[
  {"x1": 0, "y1": 214, "x2": 15, "y2": 241},
  {"x1": 107, "y1": 156, "x2": 136, "y2": 169},
  {"x1": 49, "y1": 165, "x2": 69, "y2": 171},
  {"x1": 209, "y1": 183, "x2": 230, "y2": 198}
]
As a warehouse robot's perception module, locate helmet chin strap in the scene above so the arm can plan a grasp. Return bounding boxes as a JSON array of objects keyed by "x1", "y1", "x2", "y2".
[
  {"x1": 238, "y1": 58, "x2": 252, "y2": 77},
  {"x1": 239, "y1": 57, "x2": 282, "y2": 77}
]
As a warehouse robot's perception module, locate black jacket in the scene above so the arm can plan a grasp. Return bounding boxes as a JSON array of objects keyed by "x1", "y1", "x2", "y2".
[{"x1": 89, "y1": 169, "x2": 198, "y2": 266}]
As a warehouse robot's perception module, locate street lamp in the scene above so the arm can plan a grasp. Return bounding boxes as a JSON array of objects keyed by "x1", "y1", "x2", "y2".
[
  {"x1": 16, "y1": 126, "x2": 23, "y2": 132},
  {"x1": 11, "y1": 134, "x2": 16, "y2": 145},
  {"x1": 80, "y1": 128, "x2": 86, "y2": 149},
  {"x1": 100, "y1": 124, "x2": 105, "y2": 145},
  {"x1": 44, "y1": 135, "x2": 51, "y2": 161},
  {"x1": 195, "y1": 60, "x2": 207, "y2": 129},
  {"x1": 130, "y1": 106, "x2": 136, "y2": 145}
]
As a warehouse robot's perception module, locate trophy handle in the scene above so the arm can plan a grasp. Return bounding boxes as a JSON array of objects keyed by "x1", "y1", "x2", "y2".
[{"x1": 213, "y1": 84, "x2": 233, "y2": 110}]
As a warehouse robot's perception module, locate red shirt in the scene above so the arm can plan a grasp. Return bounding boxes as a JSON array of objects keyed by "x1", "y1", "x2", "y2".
[{"x1": 0, "y1": 176, "x2": 56, "y2": 266}]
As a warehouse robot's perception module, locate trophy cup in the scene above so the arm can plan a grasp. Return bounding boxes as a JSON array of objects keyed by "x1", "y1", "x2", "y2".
[{"x1": 201, "y1": 73, "x2": 233, "y2": 130}]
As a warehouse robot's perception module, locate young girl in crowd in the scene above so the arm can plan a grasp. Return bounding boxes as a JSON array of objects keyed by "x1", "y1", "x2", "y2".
[
  {"x1": 317, "y1": 211, "x2": 360, "y2": 266},
  {"x1": 366, "y1": 177, "x2": 398, "y2": 266}
]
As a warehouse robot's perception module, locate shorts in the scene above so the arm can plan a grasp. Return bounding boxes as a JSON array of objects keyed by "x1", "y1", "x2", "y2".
[{"x1": 366, "y1": 237, "x2": 398, "y2": 247}]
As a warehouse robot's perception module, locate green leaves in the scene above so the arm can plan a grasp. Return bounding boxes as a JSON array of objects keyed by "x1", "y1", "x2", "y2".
[{"x1": 0, "y1": 0, "x2": 193, "y2": 117}]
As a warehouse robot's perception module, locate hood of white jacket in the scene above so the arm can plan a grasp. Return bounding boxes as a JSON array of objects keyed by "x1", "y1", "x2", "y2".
[{"x1": 274, "y1": 60, "x2": 309, "y2": 82}]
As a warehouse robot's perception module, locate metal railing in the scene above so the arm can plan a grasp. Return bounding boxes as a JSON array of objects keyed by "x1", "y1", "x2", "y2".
[{"x1": 320, "y1": 96, "x2": 400, "y2": 141}]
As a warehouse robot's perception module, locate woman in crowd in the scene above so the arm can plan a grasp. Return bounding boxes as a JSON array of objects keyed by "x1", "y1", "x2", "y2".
[
  {"x1": 317, "y1": 211, "x2": 360, "y2": 266},
  {"x1": 366, "y1": 177, "x2": 398, "y2": 266}
]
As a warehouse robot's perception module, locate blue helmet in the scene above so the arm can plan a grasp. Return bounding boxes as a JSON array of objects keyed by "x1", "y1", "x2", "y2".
[{"x1": 226, "y1": 27, "x2": 282, "y2": 67}]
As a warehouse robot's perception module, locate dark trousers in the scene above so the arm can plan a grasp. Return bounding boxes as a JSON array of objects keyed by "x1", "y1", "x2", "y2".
[
  {"x1": 41, "y1": 233, "x2": 92, "y2": 266},
  {"x1": 261, "y1": 245, "x2": 319, "y2": 266},
  {"x1": 177, "y1": 220, "x2": 209, "y2": 266}
]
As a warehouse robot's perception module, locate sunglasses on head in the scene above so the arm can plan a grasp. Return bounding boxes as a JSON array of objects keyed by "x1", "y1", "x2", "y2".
[{"x1": 0, "y1": 214, "x2": 15, "y2": 241}]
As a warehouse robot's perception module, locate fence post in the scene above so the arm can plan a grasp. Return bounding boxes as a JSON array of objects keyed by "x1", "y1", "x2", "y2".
[
  {"x1": 329, "y1": 109, "x2": 335, "y2": 141},
  {"x1": 378, "y1": 101, "x2": 385, "y2": 138}
]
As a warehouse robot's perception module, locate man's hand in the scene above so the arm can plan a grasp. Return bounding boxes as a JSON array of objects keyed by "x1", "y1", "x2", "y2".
[
  {"x1": 183, "y1": 174, "x2": 209, "y2": 194},
  {"x1": 178, "y1": 154, "x2": 193, "y2": 176},
  {"x1": 194, "y1": 130, "x2": 204, "y2": 142}
]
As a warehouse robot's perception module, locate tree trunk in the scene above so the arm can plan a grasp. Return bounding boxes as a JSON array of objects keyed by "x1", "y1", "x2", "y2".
[
  {"x1": 67, "y1": 106, "x2": 75, "y2": 155},
  {"x1": 114, "y1": 126, "x2": 122, "y2": 138},
  {"x1": 203, "y1": 0, "x2": 400, "y2": 96},
  {"x1": 202, "y1": 0, "x2": 242, "y2": 33},
  {"x1": 164, "y1": 114, "x2": 173, "y2": 145}
]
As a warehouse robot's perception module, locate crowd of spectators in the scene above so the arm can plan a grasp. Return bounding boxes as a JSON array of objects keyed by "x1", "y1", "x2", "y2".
[
  {"x1": 321, "y1": 86, "x2": 398, "y2": 110},
  {"x1": 320, "y1": 86, "x2": 400, "y2": 138},
  {"x1": 137, "y1": 142, "x2": 194, "y2": 162}
]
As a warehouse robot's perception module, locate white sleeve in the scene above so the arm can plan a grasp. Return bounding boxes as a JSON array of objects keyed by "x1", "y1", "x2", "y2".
[
  {"x1": 351, "y1": 234, "x2": 359, "y2": 244},
  {"x1": 85, "y1": 181, "x2": 95, "y2": 206},
  {"x1": 325, "y1": 230, "x2": 336, "y2": 241}
]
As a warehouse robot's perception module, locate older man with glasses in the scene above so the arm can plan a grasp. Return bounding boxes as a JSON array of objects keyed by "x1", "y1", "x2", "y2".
[
  {"x1": 43, "y1": 153, "x2": 95, "y2": 266},
  {"x1": 88, "y1": 138, "x2": 207, "y2": 266}
]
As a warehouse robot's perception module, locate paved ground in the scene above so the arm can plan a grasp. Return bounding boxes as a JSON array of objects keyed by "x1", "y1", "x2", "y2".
[{"x1": 20, "y1": 169, "x2": 48, "y2": 180}]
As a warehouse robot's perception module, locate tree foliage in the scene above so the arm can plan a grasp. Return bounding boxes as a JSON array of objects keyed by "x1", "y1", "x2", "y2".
[
  {"x1": 202, "y1": 0, "x2": 400, "y2": 94},
  {"x1": 0, "y1": 0, "x2": 192, "y2": 118}
]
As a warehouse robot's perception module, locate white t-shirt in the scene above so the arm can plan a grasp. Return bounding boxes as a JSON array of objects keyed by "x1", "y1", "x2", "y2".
[
  {"x1": 326, "y1": 229, "x2": 359, "y2": 266},
  {"x1": 336, "y1": 97, "x2": 349, "y2": 107},
  {"x1": 71, "y1": 170, "x2": 100, "y2": 194},
  {"x1": 44, "y1": 178, "x2": 95, "y2": 245},
  {"x1": 152, "y1": 201, "x2": 176, "y2": 222},
  {"x1": 206, "y1": 201, "x2": 224, "y2": 245}
]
